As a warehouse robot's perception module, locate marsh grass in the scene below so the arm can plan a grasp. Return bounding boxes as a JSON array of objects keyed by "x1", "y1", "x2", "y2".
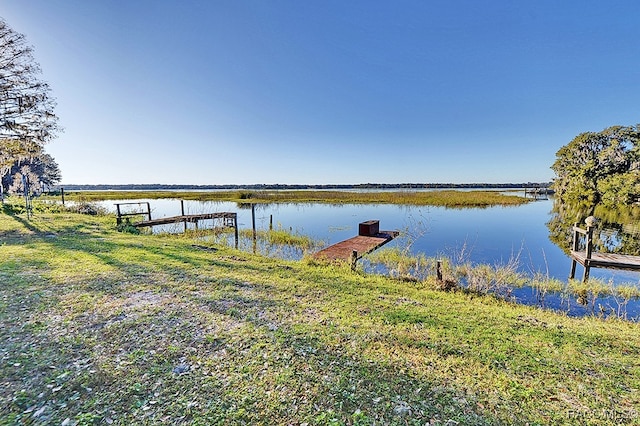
[
  {"x1": 530, "y1": 273, "x2": 565, "y2": 308},
  {"x1": 46, "y1": 189, "x2": 532, "y2": 207},
  {"x1": 367, "y1": 245, "x2": 640, "y2": 321},
  {"x1": 184, "y1": 225, "x2": 325, "y2": 260},
  {"x1": 2, "y1": 210, "x2": 640, "y2": 425},
  {"x1": 366, "y1": 247, "x2": 435, "y2": 282},
  {"x1": 566, "y1": 278, "x2": 640, "y2": 320}
]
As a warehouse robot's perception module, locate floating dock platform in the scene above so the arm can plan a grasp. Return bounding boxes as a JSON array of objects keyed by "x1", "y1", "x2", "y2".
[{"x1": 314, "y1": 220, "x2": 399, "y2": 262}]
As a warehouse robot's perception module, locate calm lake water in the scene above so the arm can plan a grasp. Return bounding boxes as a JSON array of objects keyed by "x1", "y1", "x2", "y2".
[{"x1": 103, "y1": 197, "x2": 640, "y2": 319}]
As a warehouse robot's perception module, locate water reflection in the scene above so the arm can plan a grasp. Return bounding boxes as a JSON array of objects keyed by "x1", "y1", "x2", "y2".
[
  {"x1": 100, "y1": 197, "x2": 640, "y2": 284},
  {"x1": 98, "y1": 197, "x2": 640, "y2": 319},
  {"x1": 547, "y1": 198, "x2": 640, "y2": 256}
]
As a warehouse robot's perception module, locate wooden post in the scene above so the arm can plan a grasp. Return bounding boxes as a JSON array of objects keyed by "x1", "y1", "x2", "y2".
[
  {"x1": 252, "y1": 204, "x2": 257, "y2": 254},
  {"x1": 116, "y1": 204, "x2": 122, "y2": 225},
  {"x1": 269, "y1": 214, "x2": 273, "y2": 230},
  {"x1": 569, "y1": 222, "x2": 579, "y2": 279},
  {"x1": 350, "y1": 250, "x2": 358, "y2": 271},
  {"x1": 437, "y1": 260, "x2": 443, "y2": 281},
  {"x1": 582, "y1": 219, "x2": 595, "y2": 282},
  {"x1": 145, "y1": 202, "x2": 151, "y2": 221},
  {"x1": 234, "y1": 213, "x2": 239, "y2": 249},
  {"x1": 61, "y1": 187, "x2": 65, "y2": 206},
  {"x1": 181, "y1": 200, "x2": 187, "y2": 232},
  {"x1": 585, "y1": 223, "x2": 594, "y2": 259}
]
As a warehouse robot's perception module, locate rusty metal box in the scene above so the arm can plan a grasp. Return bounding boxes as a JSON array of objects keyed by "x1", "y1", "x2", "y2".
[{"x1": 359, "y1": 220, "x2": 380, "y2": 236}]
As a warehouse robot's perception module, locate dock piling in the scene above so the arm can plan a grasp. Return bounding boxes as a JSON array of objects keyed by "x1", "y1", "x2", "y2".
[{"x1": 350, "y1": 250, "x2": 358, "y2": 270}]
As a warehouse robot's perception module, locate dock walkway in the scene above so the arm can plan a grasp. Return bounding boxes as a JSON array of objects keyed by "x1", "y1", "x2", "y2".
[
  {"x1": 314, "y1": 232, "x2": 398, "y2": 261},
  {"x1": 571, "y1": 250, "x2": 640, "y2": 273},
  {"x1": 314, "y1": 220, "x2": 398, "y2": 264}
]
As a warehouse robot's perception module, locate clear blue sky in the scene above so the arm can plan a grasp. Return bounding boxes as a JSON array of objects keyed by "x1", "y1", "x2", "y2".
[{"x1": 3, "y1": 1, "x2": 639, "y2": 185}]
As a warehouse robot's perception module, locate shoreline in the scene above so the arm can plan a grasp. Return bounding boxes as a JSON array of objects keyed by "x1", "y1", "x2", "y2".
[{"x1": 53, "y1": 182, "x2": 552, "y2": 191}]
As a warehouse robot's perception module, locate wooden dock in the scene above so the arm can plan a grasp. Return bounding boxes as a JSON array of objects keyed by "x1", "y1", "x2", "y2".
[
  {"x1": 571, "y1": 250, "x2": 640, "y2": 272},
  {"x1": 524, "y1": 187, "x2": 552, "y2": 200},
  {"x1": 569, "y1": 217, "x2": 640, "y2": 281},
  {"x1": 313, "y1": 220, "x2": 398, "y2": 264},
  {"x1": 115, "y1": 201, "x2": 238, "y2": 248},
  {"x1": 133, "y1": 212, "x2": 237, "y2": 228}
]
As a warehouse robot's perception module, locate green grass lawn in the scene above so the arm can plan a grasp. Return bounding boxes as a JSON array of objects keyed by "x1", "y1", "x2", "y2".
[{"x1": 1, "y1": 209, "x2": 639, "y2": 425}]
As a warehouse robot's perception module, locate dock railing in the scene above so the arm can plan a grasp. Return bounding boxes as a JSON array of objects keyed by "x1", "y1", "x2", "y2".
[
  {"x1": 115, "y1": 202, "x2": 151, "y2": 225},
  {"x1": 569, "y1": 216, "x2": 640, "y2": 281},
  {"x1": 569, "y1": 216, "x2": 595, "y2": 281},
  {"x1": 115, "y1": 200, "x2": 239, "y2": 249}
]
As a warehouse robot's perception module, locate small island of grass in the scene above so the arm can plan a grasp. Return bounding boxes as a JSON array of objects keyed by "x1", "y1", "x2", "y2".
[{"x1": 49, "y1": 188, "x2": 533, "y2": 208}]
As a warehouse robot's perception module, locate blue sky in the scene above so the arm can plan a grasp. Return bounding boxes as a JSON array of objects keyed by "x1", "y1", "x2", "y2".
[{"x1": 2, "y1": 1, "x2": 639, "y2": 185}]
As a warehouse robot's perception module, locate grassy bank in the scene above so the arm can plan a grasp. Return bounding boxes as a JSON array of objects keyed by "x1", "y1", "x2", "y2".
[
  {"x1": 47, "y1": 189, "x2": 531, "y2": 207},
  {"x1": 1, "y1": 209, "x2": 639, "y2": 425}
]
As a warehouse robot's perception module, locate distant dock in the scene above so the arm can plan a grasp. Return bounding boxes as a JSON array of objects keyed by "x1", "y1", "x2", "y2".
[
  {"x1": 524, "y1": 186, "x2": 553, "y2": 200},
  {"x1": 314, "y1": 220, "x2": 398, "y2": 265}
]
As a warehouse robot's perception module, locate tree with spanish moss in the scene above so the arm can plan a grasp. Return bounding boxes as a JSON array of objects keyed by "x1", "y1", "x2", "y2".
[
  {"x1": 0, "y1": 17, "x2": 60, "y2": 199},
  {"x1": 2, "y1": 152, "x2": 61, "y2": 194},
  {"x1": 551, "y1": 125, "x2": 640, "y2": 210}
]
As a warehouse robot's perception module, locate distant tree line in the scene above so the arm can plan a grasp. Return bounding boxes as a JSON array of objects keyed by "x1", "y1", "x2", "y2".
[{"x1": 56, "y1": 182, "x2": 552, "y2": 191}]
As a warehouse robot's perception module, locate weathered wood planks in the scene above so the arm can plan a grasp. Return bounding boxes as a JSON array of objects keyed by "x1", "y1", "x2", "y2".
[
  {"x1": 313, "y1": 232, "x2": 398, "y2": 262},
  {"x1": 314, "y1": 220, "x2": 399, "y2": 266},
  {"x1": 571, "y1": 250, "x2": 640, "y2": 272}
]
